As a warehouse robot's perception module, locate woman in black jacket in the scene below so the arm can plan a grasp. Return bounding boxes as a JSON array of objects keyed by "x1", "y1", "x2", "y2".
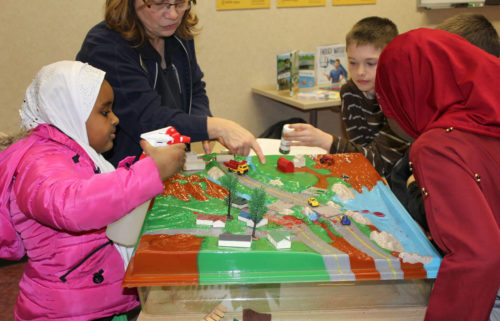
[{"x1": 77, "y1": 0, "x2": 264, "y2": 166}]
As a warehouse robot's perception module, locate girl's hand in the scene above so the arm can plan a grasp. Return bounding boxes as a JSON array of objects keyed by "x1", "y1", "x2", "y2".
[
  {"x1": 284, "y1": 123, "x2": 333, "y2": 151},
  {"x1": 140, "y1": 140, "x2": 186, "y2": 181}
]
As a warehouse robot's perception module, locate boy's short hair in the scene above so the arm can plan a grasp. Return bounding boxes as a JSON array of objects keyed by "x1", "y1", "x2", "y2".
[
  {"x1": 436, "y1": 13, "x2": 500, "y2": 57},
  {"x1": 346, "y1": 16, "x2": 399, "y2": 50}
]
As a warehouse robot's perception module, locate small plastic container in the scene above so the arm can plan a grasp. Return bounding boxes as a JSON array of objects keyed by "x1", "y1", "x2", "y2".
[
  {"x1": 136, "y1": 279, "x2": 433, "y2": 319},
  {"x1": 106, "y1": 201, "x2": 150, "y2": 247},
  {"x1": 279, "y1": 124, "x2": 293, "y2": 154}
]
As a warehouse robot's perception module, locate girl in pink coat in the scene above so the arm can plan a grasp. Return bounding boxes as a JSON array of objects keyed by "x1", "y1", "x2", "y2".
[{"x1": 0, "y1": 61, "x2": 185, "y2": 320}]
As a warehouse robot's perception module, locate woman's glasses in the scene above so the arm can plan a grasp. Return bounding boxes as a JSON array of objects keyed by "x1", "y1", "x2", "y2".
[{"x1": 143, "y1": 0, "x2": 191, "y2": 13}]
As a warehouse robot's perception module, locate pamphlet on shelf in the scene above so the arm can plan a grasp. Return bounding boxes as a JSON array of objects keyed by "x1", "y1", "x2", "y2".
[
  {"x1": 277, "y1": 50, "x2": 300, "y2": 96},
  {"x1": 297, "y1": 89, "x2": 340, "y2": 101},
  {"x1": 298, "y1": 52, "x2": 315, "y2": 89},
  {"x1": 316, "y1": 44, "x2": 348, "y2": 85},
  {"x1": 319, "y1": 83, "x2": 342, "y2": 91}
]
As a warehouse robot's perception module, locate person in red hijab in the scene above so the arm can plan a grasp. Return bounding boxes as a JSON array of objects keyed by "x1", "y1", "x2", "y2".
[{"x1": 375, "y1": 28, "x2": 500, "y2": 321}]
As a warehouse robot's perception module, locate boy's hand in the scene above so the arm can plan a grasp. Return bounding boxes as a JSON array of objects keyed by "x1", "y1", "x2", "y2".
[
  {"x1": 284, "y1": 123, "x2": 333, "y2": 152},
  {"x1": 406, "y1": 174, "x2": 416, "y2": 188},
  {"x1": 140, "y1": 140, "x2": 186, "y2": 181}
]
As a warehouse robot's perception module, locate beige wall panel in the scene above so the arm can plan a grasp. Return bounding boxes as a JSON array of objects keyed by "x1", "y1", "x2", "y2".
[
  {"x1": 2, "y1": 1, "x2": 500, "y2": 141},
  {"x1": 0, "y1": 1, "x2": 105, "y2": 135}
]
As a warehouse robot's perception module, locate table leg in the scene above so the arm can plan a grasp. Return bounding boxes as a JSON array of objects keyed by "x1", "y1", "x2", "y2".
[{"x1": 310, "y1": 110, "x2": 318, "y2": 127}]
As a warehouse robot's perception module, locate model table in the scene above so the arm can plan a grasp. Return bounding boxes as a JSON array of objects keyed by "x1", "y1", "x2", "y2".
[{"x1": 127, "y1": 140, "x2": 440, "y2": 320}]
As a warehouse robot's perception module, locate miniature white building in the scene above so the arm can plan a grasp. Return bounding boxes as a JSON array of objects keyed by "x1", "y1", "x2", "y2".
[
  {"x1": 196, "y1": 214, "x2": 226, "y2": 228},
  {"x1": 267, "y1": 231, "x2": 291, "y2": 249},
  {"x1": 231, "y1": 196, "x2": 248, "y2": 209},
  {"x1": 216, "y1": 154, "x2": 234, "y2": 163},
  {"x1": 238, "y1": 211, "x2": 268, "y2": 228},
  {"x1": 183, "y1": 151, "x2": 206, "y2": 171},
  {"x1": 218, "y1": 232, "x2": 252, "y2": 248},
  {"x1": 293, "y1": 155, "x2": 306, "y2": 168}
]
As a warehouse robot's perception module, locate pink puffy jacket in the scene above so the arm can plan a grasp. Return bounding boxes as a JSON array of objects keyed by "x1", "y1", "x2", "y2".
[{"x1": 0, "y1": 124, "x2": 164, "y2": 320}]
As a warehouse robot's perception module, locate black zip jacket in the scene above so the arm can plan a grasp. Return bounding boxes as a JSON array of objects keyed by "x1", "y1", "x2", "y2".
[{"x1": 77, "y1": 21, "x2": 211, "y2": 166}]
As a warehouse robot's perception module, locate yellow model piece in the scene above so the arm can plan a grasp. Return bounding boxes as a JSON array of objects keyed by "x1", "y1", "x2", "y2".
[{"x1": 308, "y1": 197, "x2": 319, "y2": 207}]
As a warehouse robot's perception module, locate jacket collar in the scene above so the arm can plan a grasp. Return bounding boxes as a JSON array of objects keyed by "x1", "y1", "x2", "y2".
[
  {"x1": 137, "y1": 36, "x2": 180, "y2": 66},
  {"x1": 33, "y1": 124, "x2": 94, "y2": 165},
  {"x1": 137, "y1": 40, "x2": 161, "y2": 63}
]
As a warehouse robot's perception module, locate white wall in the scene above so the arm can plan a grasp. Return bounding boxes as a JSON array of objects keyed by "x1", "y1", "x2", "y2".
[{"x1": 2, "y1": 1, "x2": 500, "y2": 138}]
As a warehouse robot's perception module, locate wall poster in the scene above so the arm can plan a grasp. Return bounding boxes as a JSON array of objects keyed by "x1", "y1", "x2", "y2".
[
  {"x1": 216, "y1": 0, "x2": 271, "y2": 10},
  {"x1": 333, "y1": 0, "x2": 376, "y2": 4},
  {"x1": 277, "y1": 0, "x2": 326, "y2": 7}
]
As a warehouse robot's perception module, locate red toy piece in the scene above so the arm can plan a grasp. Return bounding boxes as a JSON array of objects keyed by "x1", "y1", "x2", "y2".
[
  {"x1": 140, "y1": 126, "x2": 191, "y2": 146},
  {"x1": 139, "y1": 126, "x2": 191, "y2": 160},
  {"x1": 320, "y1": 154, "x2": 334, "y2": 165},
  {"x1": 164, "y1": 126, "x2": 191, "y2": 144},
  {"x1": 224, "y1": 160, "x2": 249, "y2": 175},
  {"x1": 277, "y1": 157, "x2": 294, "y2": 173}
]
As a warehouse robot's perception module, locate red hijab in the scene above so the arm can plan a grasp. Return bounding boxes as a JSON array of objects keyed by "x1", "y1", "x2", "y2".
[{"x1": 375, "y1": 28, "x2": 500, "y2": 139}]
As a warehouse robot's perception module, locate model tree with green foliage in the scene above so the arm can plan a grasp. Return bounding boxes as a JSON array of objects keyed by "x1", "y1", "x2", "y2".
[
  {"x1": 248, "y1": 187, "x2": 268, "y2": 238},
  {"x1": 219, "y1": 174, "x2": 239, "y2": 220}
]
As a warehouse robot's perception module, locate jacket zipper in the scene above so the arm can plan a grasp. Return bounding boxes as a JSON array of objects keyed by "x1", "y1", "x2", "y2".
[{"x1": 59, "y1": 240, "x2": 113, "y2": 282}]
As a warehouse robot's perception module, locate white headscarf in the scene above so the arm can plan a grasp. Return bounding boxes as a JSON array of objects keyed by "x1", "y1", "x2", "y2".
[
  {"x1": 20, "y1": 61, "x2": 135, "y2": 265},
  {"x1": 20, "y1": 61, "x2": 115, "y2": 173}
]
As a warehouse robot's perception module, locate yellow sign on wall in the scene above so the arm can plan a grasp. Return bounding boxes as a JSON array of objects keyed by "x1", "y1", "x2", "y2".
[
  {"x1": 216, "y1": 0, "x2": 271, "y2": 10},
  {"x1": 333, "y1": 0, "x2": 376, "y2": 4},
  {"x1": 277, "y1": 0, "x2": 326, "y2": 7}
]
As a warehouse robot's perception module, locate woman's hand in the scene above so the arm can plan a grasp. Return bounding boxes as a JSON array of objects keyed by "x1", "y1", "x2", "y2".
[
  {"x1": 201, "y1": 140, "x2": 212, "y2": 155},
  {"x1": 284, "y1": 123, "x2": 333, "y2": 152},
  {"x1": 207, "y1": 117, "x2": 265, "y2": 164},
  {"x1": 140, "y1": 140, "x2": 186, "y2": 181}
]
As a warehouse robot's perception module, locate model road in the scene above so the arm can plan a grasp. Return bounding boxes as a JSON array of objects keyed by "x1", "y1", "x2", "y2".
[{"x1": 233, "y1": 172, "x2": 404, "y2": 280}]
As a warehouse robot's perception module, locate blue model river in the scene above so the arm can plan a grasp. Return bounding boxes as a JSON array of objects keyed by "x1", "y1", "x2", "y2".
[{"x1": 337, "y1": 180, "x2": 441, "y2": 277}]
